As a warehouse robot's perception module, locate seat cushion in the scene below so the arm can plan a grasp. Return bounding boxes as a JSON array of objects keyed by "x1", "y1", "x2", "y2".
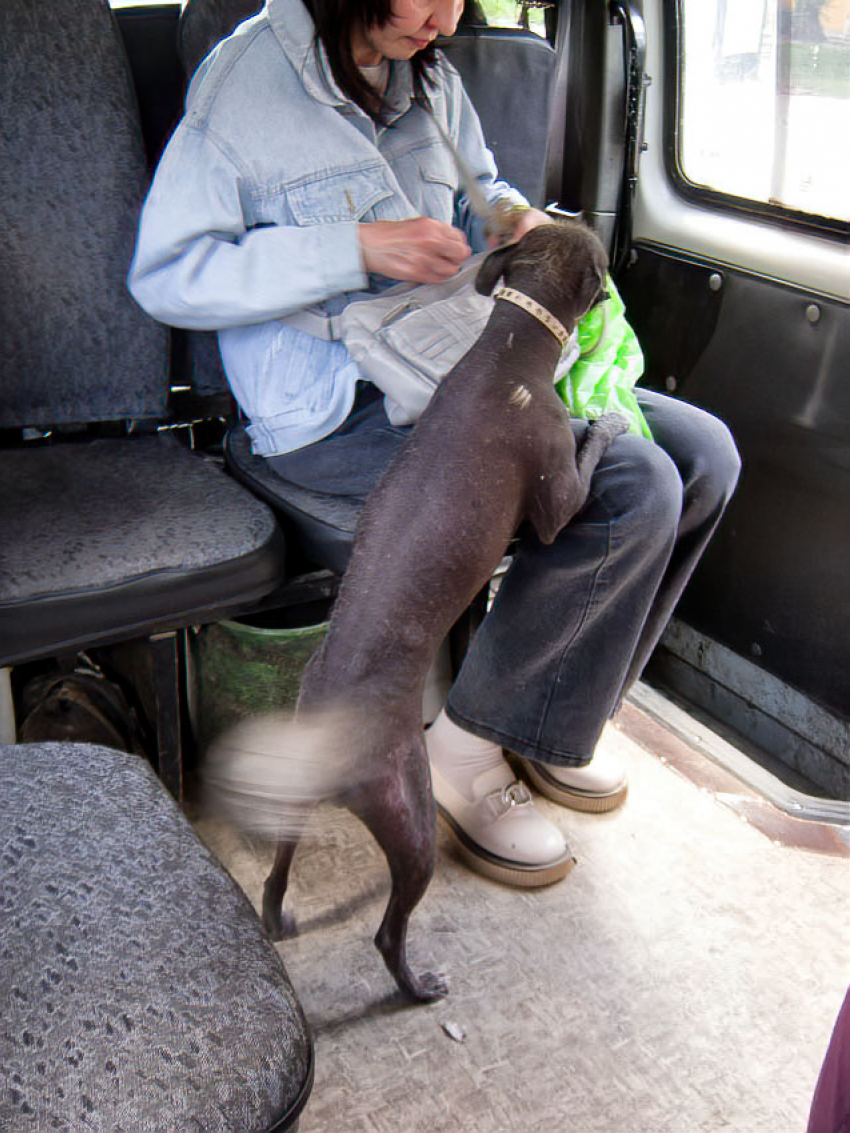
[
  {"x1": 0, "y1": 435, "x2": 286, "y2": 664},
  {"x1": 0, "y1": 742, "x2": 313, "y2": 1133},
  {"x1": 225, "y1": 425, "x2": 359, "y2": 575}
]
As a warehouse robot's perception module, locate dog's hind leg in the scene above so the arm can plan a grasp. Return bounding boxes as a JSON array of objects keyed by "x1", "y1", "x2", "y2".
[
  {"x1": 263, "y1": 837, "x2": 300, "y2": 940},
  {"x1": 346, "y1": 733, "x2": 448, "y2": 1002}
]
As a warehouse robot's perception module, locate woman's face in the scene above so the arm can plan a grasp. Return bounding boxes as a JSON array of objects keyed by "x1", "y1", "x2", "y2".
[{"x1": 352, "y1": 0, "x2": 463, "y2": 65}]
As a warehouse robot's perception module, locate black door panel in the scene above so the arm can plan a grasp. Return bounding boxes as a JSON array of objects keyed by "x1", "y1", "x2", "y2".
[{"x1": 619, "y1": 245, "x2": 850, "y2": 720}]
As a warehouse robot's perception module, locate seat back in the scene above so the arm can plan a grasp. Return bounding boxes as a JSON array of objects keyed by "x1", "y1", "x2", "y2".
[
  {"x1": 178, "y1": 0, "x2": 263, "y2": 79},
  {"x1": 437, "y1": 26, "x2": 562, "y2": 209},
  {"x1": 0, "y1": 0, "x2": 169, "y2": 429}
]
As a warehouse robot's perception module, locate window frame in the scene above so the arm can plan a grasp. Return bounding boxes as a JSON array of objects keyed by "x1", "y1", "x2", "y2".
[{"x1": 662, "y1": 0, "x2": 849, "y2": 242}]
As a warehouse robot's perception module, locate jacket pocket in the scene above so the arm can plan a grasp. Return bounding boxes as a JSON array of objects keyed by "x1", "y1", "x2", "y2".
[
  {"x1": 288, "y1": 165, "x2": 395, "y2": 225},
  {"x1": 417, "y1": 144, "x2": 457, "y2": 193},
  {"x1": 413, "y1": 142, "x2": 458, "y2": 223}
]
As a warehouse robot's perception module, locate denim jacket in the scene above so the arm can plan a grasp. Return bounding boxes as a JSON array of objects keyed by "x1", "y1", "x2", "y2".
[{"x1": 128, "y1": 0, "x2": 526, "y2": 456}]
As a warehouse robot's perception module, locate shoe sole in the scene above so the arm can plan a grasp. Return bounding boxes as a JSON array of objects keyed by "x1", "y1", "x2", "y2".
[
  {"x1": 436, "y1": 808, "x2": 576, "y2": 888},
  {"x1": 520, "y1": 759, "x2": 629, "y2": 814}
]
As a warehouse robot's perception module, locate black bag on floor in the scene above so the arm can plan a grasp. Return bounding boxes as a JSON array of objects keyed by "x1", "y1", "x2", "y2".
[{"x1": 18, "y1": 668, "x2": 147, "y2": 754}]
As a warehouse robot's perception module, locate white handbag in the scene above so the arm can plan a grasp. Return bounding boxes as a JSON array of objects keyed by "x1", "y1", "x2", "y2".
[
  {"x1": 284, "y1": 248, "x2": 582, "y2": 426},
  {"x1": 281, "y1": 114, "x2": 580, "y2": 425},
  {"x1": 283, "y1": 253, "x2": 495, "y2": 426}
]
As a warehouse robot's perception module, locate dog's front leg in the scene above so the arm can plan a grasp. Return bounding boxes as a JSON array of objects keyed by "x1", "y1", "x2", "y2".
[
  {"x1": 574, "y1": 413, "x2": 631, "y2": 491},
  {"x1": 528, "y1": 412, "x2": 631, "y2": 543}
]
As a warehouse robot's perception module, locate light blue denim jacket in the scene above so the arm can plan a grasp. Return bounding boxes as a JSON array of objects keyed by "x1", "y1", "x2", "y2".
[{"x1": 128, "y1": 0, "x2": 525, "y2": 456}]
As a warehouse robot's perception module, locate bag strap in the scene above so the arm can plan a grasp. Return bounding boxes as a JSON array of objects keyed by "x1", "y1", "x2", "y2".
[
  {"x1": 280, "y1": 307, "x2": 339, "y2": 342},
  {"x1": 544, "y1": 2, "x2": 572, "y2": 207},
  {"x1": 280, "y1": 251, "x2": 491, "y2": 343}
]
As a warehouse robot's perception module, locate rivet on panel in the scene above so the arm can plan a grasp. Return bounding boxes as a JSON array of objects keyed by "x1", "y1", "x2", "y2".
[
  {"x1": 806, "y1": 304, "x2": 821, "y2": 324},
  {"x1": 709, "y1": 273, "x2": 723, "y2": 292}
]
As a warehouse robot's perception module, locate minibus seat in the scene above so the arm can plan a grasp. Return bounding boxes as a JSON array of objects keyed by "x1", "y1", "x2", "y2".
[
  {"x1": 179, "y1": 0, "x2": 263, "y2": 78},
  {"x1": 0, "y1": 741, "x2": 314, "y2": 1132},
  {"x1": 224, "y1": 426, "x2": 362, "y2": 575},
  {"x1": 177, "y1": 0, "x2": 567, "y2": 575},
  {"x1": 437, "y1": 25, "x2": 562, "y2": 209},
  {"x1": 0, "y1": 0, "x2": 287, "y2": 789}
]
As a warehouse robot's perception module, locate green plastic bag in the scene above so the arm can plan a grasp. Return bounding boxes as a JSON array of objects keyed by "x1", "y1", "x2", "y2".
[{"x1": 554, "y1": 276, "x2": 652, "y2": 440}]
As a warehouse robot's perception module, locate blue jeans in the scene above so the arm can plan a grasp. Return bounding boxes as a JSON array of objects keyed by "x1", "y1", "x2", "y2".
[{"x1": 267, "y1": 384, "x2": 740, "y2": 766}]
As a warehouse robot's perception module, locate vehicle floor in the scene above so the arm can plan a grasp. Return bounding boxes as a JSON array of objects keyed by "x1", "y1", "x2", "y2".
[{"x1": 191, "y1": 688, "x2": 849, "y2": 1133}]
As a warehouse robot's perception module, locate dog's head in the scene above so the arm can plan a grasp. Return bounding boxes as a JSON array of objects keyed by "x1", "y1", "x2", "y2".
[{"x1": 475, "y1": 220, "x2": 609, "y2": 331}]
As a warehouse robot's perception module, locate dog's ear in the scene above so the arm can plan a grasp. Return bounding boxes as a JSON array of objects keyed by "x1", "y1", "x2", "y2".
[
  {"x1": 475, "y1": 243, "x2": 516, "y2": 296},
  {"x1": 577, "y1": 266, "x2": 610, "y2": 319}
]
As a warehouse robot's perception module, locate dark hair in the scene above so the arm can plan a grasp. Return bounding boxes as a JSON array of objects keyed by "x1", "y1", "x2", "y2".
[{"x1": 301, "y1": 0, "x2": 439, "y2": 122}]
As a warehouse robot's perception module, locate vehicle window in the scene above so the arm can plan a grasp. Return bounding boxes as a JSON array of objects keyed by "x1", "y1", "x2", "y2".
[
  {"x1": 471, "y1": 0, "x2": 547, "y2": 36},
  {"x1": 677, "y1": 0, "x2": 850, "y2": 223}
]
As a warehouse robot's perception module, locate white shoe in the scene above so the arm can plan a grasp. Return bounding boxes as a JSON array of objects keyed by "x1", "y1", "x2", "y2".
[
  {"x1": 428, "y1": 755, "x2": 575, "y2": 888},
  {"x1": 517, "y1": 746, "x2": 628, "y2": 813}
]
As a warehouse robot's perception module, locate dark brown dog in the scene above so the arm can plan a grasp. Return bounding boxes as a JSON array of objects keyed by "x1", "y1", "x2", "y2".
[{"x1": 210, "y1": 221, "x2": 628, "y2": 1001}]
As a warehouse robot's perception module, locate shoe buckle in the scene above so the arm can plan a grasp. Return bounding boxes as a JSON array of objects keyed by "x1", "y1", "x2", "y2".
[{"x1": 488, "y1": 779, "x2": 532, "y2": 815}]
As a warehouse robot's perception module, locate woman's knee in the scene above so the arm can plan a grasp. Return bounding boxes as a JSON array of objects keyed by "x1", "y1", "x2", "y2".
[
  {"x1": 591, "y1": 433, "x2": 684, "y2": 534},
  {"x1": 640, "y1": 391, "x2": 741, "y2": 502},
  {"x1": 689, "y1": 412, "x2": 741, "y2": 502}
]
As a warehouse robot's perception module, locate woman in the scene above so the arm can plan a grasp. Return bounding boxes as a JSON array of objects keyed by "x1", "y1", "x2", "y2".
[{"x1": 129, "y1": 0, "x2": 740, "y2": 885}]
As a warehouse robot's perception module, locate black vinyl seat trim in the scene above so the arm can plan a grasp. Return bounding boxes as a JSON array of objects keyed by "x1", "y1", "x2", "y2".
[
  {"x1": 224, "y1": 425, "x2": 359, "y2": 575},
  {"x1": 0, "y1": 540, "x2": 286, "y2": 666}
]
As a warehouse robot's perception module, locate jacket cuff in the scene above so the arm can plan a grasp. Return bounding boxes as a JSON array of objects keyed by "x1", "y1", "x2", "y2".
[{"x1": 313, "y1": 220, "x2": 369, "y2": 295}]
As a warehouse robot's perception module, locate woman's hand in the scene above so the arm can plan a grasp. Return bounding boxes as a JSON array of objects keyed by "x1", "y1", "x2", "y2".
[
  {"x1": 487, "y1": 205, "x2": 553, "y2": 248},
  {"x1": 358, "y1": 217, "x2": 471, "y2": 283},
  {"x1": 509, "y1": 206, "x2": 553, "y2": 242}
]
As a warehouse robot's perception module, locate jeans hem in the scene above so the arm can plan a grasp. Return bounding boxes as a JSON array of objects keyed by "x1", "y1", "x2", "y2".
[{"x1": 443, "y1": 702, "x2": 595, "y2": 768}]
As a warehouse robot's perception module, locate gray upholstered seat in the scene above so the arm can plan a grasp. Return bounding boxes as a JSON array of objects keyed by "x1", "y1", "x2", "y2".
[
  {"x1": 437, "y1": 26, "x2": 560, "y2": 210},
  {"x1": 0, "y1": 742, "x2": 313, "y2": 1132},
  {"x1": 1, "y1": 436, "x2": 282, "y2": 663},
  {"x1": 0, "y1": 2, "x2": 286, "y2": 683}
]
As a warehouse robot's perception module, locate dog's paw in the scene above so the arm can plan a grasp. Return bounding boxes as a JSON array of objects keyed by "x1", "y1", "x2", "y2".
[
  {"x1": 403, "y1": 968, "x2": 450, "y2": 1003},
  {"x1": 263, "y1": 905, "x2": 297, "y2": 942},
  {"x1": 591, "y1": 411, "x2": 631, "y2": 441}
]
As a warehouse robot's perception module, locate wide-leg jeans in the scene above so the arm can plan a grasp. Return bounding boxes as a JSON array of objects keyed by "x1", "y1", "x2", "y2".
[{"x1": 267, "y1": 385, "x2": 741, "y2": 767}]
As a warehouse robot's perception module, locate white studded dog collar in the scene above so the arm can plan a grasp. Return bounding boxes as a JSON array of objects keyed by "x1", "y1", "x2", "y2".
[{"x1": 492, "y1": 287, "x2": 571, "y2": 348}]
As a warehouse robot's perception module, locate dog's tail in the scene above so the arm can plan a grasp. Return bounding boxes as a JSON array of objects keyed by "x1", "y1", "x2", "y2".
[{"x1": 202, "y1": 704, "x2": 375, "y2": 839}]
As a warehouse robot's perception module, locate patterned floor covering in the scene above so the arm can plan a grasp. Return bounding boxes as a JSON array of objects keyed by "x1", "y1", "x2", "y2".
[{"x1": 193, "y1": 692, "x2": 849, "y2": 1133}]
